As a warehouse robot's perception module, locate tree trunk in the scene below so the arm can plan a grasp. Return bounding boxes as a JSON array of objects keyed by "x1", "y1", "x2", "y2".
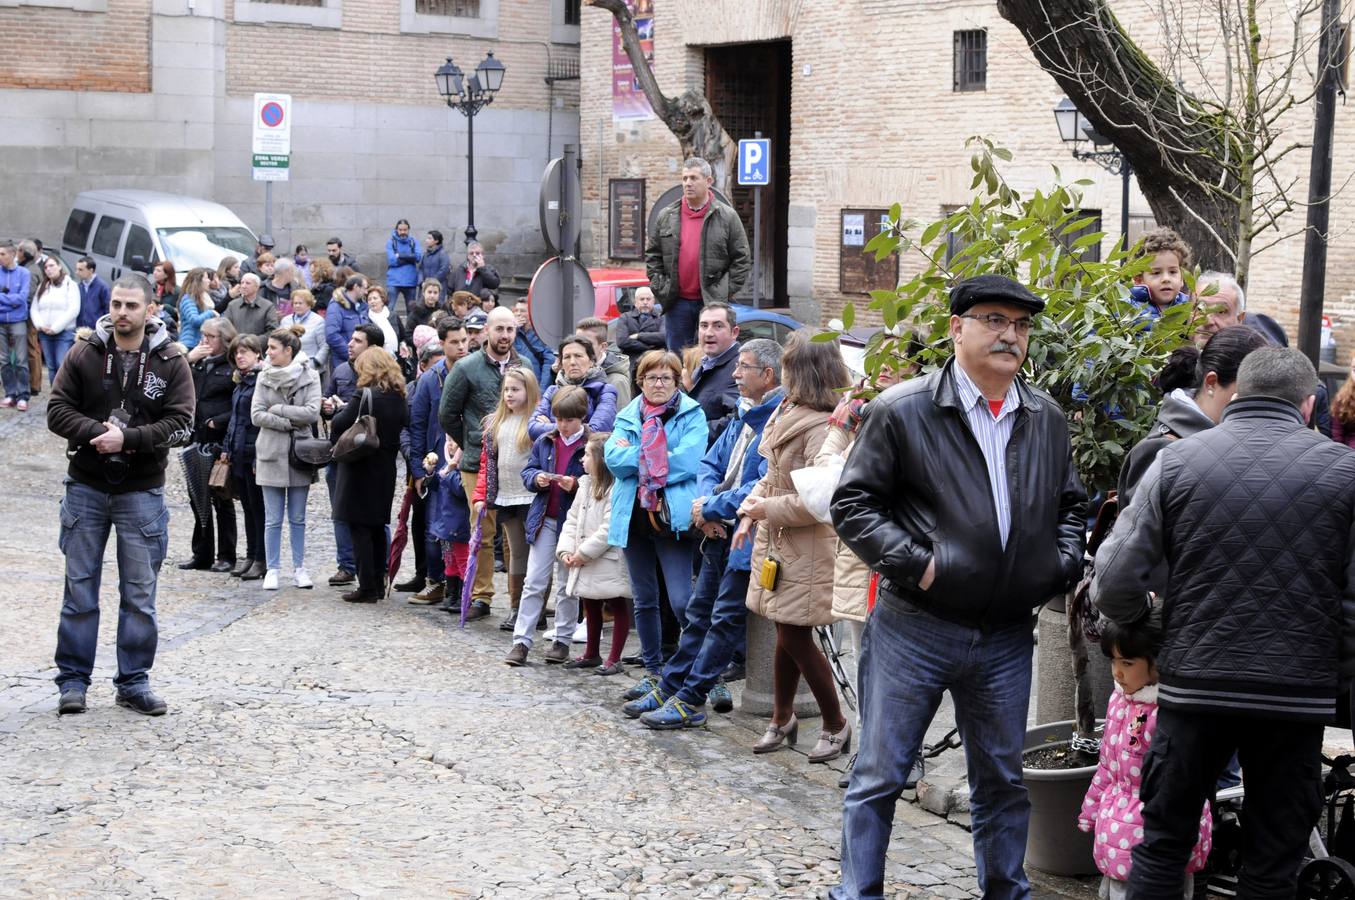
[
  {"x1": 996, "y1": 0, "x2": 1243, "y2": 275},
  {"x1": 587, "y1": 0, "x2": 736, "y2": 192}
]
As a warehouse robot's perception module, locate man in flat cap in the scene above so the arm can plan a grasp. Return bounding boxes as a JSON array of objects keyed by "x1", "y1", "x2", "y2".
[{"x1": 830, "y1": 274, "x2": 1087, "y2": 900}]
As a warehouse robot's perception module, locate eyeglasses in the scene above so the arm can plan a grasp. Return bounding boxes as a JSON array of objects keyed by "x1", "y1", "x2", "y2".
[
  {"x1": 643, "y1": 375, "x2": 676, "y2": 386},
  {"x1": 734, "y1": 362, "x2": 770, "y2": 373},
  {"x1": 961, "y1": 313, "x2": 1034, "y2": 335}
]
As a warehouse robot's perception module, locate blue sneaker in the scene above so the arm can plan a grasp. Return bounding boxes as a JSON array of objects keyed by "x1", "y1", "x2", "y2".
[
  {"x1": 709, "y1": 682, "x2": 733, "y2": 714},
  {"x1": 640, "y1": 696, "x2": 707, "y2": 730},
  {"x1": 621, "y1": 674, "x2": 659, "y2": 702},
  {"x1": 622, "y1": 687, "x2": 667, "y2": 719}
]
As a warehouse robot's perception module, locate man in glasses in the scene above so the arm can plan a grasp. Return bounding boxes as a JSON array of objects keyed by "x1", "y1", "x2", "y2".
[{"x1": 830, "y1": 273, "x2": 1087, "y2": 899}]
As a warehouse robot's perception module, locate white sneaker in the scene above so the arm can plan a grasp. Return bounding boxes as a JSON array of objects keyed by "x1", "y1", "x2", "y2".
[
  {"x1": 262, "y1": 569, "x2": 279, "y2": 591},
  {"x1": 572, "y1": 619, "x2": 589, "y2": 644},
  {"x1": 294, "y1": 567, "x2": 313, "y2": 589}
]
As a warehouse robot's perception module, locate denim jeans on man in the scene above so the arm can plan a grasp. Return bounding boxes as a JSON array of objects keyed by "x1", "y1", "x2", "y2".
[
  {"x1": 664, "y1": 298, "x2": 703, "y2": 353},
  {"x1": 38, "y1": 330, "x2": 75, "y2": 386},
  {"x1": 659, "y1": 536, "x2": 749, "y2": 705},
  {"x1": 833, "y1": 600, "x2": 1035, "y2": 900},
  {"x1": 0, "y1": 320, "x2": 30, "y2": 400},
  {"x1": 262, "y1": 485, "x2": 308, "y2": 571},
  {"x1": 623, "y1": 528, "x2": 696, "y2": 674},
  {"x1": 1128, "y1": 708, "x2": 1323, "y2": 900},
  {"x1": 324, "y1": 463, "x2": 355, "y2": 572},
  {"x1": 54, "y1": 480, "x2": 169, "y2": 693}
]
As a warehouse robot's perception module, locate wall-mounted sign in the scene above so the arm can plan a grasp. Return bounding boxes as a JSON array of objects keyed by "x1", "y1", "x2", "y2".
[
  {"x1": 839, "y1": 208, "x2": 897, "y2": 294},
  {"x1": 609, "y1": 178, "x2": 646, "y2": 260}
]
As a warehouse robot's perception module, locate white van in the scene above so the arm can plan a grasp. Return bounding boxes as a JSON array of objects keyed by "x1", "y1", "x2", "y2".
[{"x1": 62, "y1": 190, "x2": 257, "y2": 282}]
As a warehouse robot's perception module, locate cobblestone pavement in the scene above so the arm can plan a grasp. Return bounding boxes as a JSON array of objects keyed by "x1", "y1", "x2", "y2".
[{"x1": 0, "y1": 400, "x2": 1096, "y2": 899}]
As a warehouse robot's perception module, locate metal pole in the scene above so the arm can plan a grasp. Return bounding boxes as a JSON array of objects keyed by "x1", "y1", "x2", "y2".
[
  {"x1": 465, "y1": 108, "x2": 478, "y2": 246},
  {"x1": 265, "y1": 181, "x2": 273, "y2": 237},
  {"x1": 560, "y1": 145, "x2": 578, "y2": 342},
  {"x1": 753, "y1": 130, "x2": 762, "y2": 308},
  {"x1": 1297, "y1": 0, "x2": 1341, "y2": 366},
  {"x1": 1120, "y1": 160, "x2": 1131, "y2": 254}
]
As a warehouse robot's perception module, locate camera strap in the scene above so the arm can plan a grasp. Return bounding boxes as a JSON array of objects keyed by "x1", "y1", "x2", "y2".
[{"x1": 102, "y1": 337, "x2": 150, "y2": 417}]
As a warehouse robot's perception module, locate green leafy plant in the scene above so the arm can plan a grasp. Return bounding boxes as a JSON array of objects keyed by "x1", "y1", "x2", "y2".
[{"x1": 840, "y1": 136, "x2": 1200, "y2": 494}]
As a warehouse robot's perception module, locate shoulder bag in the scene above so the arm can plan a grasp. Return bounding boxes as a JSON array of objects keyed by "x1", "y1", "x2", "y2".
[{"x1": 332, "y1": 388, "x2": 380, "y2": 463}]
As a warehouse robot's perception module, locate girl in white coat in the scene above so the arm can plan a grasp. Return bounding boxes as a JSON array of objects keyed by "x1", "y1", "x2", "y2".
[
  {"x1": 556, "y1": 432, "x2": 632, "y2": 674},
  {"x1": 30, "y1": 256, "x2": 80, "y2": 385}
]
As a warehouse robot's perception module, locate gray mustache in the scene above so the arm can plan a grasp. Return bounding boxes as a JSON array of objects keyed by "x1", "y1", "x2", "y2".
[{"x1": 989, "y1": 341, "x2": 1021, "y2": 356}]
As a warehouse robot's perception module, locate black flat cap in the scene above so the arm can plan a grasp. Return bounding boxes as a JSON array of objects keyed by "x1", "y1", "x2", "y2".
[{"x1": 949, "y1": 274, "x2": 1045, "y2": 316}]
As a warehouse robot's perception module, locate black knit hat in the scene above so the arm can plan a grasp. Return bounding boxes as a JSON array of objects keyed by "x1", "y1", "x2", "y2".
[{"x1": 949, "y1": 274, "x2": 1045, "y2": 316}]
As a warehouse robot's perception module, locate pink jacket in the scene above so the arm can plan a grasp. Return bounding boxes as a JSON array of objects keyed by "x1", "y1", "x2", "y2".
[{"x1": 1078, "y1": 684, "x2": 1212, "y2": 880}]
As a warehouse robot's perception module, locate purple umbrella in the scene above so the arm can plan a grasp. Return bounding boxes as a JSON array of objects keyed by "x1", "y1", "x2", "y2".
[
  {"x1": 459, "y1": 505, "x2": 488, "y2": 628},
  {"x1": 384, "y1": 484, "x2": 416, "y2": 597}
]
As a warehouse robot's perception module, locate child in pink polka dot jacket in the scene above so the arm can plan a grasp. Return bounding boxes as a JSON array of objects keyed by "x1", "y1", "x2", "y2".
[{"x1": 1078, "y1": 620, "x2": 1211, "y2": 899}]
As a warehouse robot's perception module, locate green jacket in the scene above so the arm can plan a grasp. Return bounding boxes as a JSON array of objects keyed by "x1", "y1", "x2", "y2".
[
  {"x1": 437, "y1": 347, "x2": 527, "y2": 473},
  {"x1": 645, "y1": 197, "x2": 751, "y2": 305}
]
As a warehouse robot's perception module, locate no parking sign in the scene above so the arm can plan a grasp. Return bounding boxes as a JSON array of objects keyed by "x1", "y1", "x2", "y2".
[{"x1": 252, "y1": 93, "x2": 292, "y2": 182}]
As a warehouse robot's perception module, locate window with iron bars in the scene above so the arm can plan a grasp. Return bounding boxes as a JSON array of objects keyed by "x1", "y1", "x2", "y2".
[
  {"x1": 953, "y1": 29, "x2": 987, "y2": 92},
  {"x1": 416, "y1": 0, "x2": 480, "y2": 15},
  {"x1": 564, "y1": 0, "x2": 580, "y2": 26}
]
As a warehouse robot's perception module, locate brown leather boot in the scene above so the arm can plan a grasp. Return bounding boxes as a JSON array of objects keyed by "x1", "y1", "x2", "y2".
[{"x1": 500, "y1": 574, "x2": 526, "y2": 631}]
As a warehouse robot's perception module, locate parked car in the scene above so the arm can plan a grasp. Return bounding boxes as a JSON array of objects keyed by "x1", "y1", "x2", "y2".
[
  {"x1": 62, "y1": 190, "x2": 258, "y2": 283},
  {"x1": 589, "y1": 267, "x2": 649, "y2": 321}
]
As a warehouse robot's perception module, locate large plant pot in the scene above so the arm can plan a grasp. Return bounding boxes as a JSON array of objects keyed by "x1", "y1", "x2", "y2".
[{"x1": 1023, "y1": 719, "x2": 1100, "y2": 877}]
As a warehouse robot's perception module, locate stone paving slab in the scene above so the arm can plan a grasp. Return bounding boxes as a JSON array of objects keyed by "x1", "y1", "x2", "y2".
[{"x1": 0, "y1": 399, "x2": 1097, "y2": 898}]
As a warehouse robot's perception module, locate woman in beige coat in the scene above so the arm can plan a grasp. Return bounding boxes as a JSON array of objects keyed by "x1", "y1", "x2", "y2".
[{"x1": 736, "y1": 331, "x2": 852, "y2": 763}]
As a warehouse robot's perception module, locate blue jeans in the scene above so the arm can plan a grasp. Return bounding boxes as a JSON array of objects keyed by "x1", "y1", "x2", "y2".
[
  {"x1": 388, "y1": 283, "x2": 417, "y2": 317},
  {"x1": 833, "y1": 600, "x2": 1035, "y2": 900},
  {"x1": 0, "y1": 320, "x2": 30, "y2": 400},
  {"x1": 262, "y1": 485, "x2": 308, "y2": 571},
  {"x1": 39, "y1": 330, "x2": 75, "y2": 386},
  {"x1": 325, "y1": 464, "x2": 355, "y2": 571},
  {"x1": 664, "y1": 297, "x2": 703, "y2": 352},
  {"x1": 623, "y1": 531, "x2": 696, "y2": 674},
  {"x1": 54, "y1": 481, "x2": 169, "y2": 693},
  {"x1": 660, "y1": 536, "x2": 750, "y2": 706}
]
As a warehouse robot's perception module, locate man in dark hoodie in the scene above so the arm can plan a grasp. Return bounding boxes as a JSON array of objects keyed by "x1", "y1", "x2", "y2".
[
  {"x1": 419, "y1": 229, "x2": 451, "y2": 292},
  {"x1": 47, "y1": 275, "x2": 195, "y2": 718}
]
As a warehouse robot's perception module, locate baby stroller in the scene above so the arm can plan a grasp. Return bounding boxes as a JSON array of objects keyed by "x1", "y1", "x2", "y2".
[{"x1": 1206, "y1": 753, "x2": 1355, "y2": 898}]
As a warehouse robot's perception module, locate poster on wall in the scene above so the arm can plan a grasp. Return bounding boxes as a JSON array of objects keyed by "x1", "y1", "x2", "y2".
[{"x1": 613, "y1": 0, "x2": 655, "y2": 120}]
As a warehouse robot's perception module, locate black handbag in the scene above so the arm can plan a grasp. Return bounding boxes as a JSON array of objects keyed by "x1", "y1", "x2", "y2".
[
  {"x1": 290, "y1": 426, "x2": 332, "y2": 472},
  {"x1": 332, "y1": 389, "x2": 380, "y2": 463}
]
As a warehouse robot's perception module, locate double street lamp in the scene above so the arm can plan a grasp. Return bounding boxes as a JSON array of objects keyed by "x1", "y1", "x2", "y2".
[
  {"x1": 436, "y1": 51, "x2": 507, "y2": 245},
  {"x1": 1054, "y1": 97, "x2": 1133, "y2": 253}
]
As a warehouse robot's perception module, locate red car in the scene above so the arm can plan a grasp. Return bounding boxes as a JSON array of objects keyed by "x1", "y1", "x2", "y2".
[{"x1": 589, "y1": 266, "x2": 650, "y2": 320}]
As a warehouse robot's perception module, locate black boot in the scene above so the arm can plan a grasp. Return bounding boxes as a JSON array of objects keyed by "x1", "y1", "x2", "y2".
[{"x1": 439, "y1": 576, "x2": 463, "y2": 614}]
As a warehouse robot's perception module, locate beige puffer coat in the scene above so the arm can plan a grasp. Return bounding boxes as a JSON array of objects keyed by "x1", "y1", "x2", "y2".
[
  {"x1": 555, "y1": 474, "x2": 632, "y2": 600},
  {"x1": 745, "y1": 403, "x2": 837, "y2": 627},
  {"x1": 817, "y1": 422, "x2": 871, "y2": 623}
]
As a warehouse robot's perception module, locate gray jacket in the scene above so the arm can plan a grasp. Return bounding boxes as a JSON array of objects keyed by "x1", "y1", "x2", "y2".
[
  {"x1": 1094, "y1": 396, "x2": 1355, "y2": 722},
  {"x1": 250, "y1": 354, "x2": 322, "y2": 488}
]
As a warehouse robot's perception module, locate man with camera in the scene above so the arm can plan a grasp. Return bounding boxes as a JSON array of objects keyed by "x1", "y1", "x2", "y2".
[{"x1": 47, "y1": 275, "x2": 195, "y2": 717}]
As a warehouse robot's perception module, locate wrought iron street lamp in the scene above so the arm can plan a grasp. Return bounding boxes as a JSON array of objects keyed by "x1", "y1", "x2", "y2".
[
  {"x1": 436, "y1": 52, "x2": 507, "y2": 245},
  {"x1": 1054, "y1": 96, "x2": 1132, "y2": 252}
]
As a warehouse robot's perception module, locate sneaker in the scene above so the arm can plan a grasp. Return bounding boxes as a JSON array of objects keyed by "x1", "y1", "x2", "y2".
[
  {"x1": 543, "y1": 641, "x2": 570, "y2": 664},
  {"x1": 262, "y1": 569, "x2": 279, "y2": 591},
  {"x1": 115, "y1": 689, "x2": 167, "y2": 716},
  {"x1": 622, "y1": 687, "x2": 667, "y2": 719},
  {"x1": 622, "y1": 674, "x2": 659, "y2": 702},
  {"x1": 640, "y1": 696, "x2": 706, "y2": 730},
  {"x1": 15, "y1": 399, "x2": 27, "y2": 412},
  {"x1": 57, "y1": 687, "x2": 86, "y2": 715},
  {"x1": 709, "y1": 682, "x2": 734, "y2": 714},
  {"x1": 504, "y1": 643, "x2": 529, "y2": 667},
  {"x1": 294, "y1": 567, "x2": 313, "y2": 589},
  {"x1": 328, "y1": 568, "x2": 355, "y2": 586},
  {"x1": 409, "y1": 583, "x2": 445, "y2": 605},
  {"x1": 464, "y1": 600, "x2": 491, "y2": 622},
  {"x1": 572, "y1": 619, "x2": 589, "y2": 644},
  {"x1": 0, "y1": 397, "x2": 12, "y2": 408}
]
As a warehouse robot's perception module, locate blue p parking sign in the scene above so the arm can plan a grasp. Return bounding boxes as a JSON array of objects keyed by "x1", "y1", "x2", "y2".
[{"x1": 738, "y1": 139, "x2": 771, "y2": 186}]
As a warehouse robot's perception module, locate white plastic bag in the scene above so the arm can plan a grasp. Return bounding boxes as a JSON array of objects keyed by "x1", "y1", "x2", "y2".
[{"x1": 790, "y1": 454, "x2": 845, "y2": 526}]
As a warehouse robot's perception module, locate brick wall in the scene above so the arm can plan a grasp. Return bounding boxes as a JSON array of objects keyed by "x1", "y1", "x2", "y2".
[
  {"x1": 578, "y1": 0, "x2": 1355, "y2": 351},
  {"x1": 0, "y1": 0, "x2": 151, "y2": 93}
]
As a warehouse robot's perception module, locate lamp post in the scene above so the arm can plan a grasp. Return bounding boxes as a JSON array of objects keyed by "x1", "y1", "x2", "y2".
[
  {"x1": 436, "y1": 51, "x2": 507, "y2": 245},
  {"x1": 1054, "y1": 97, "x2": 1132, "y2": 253}
]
